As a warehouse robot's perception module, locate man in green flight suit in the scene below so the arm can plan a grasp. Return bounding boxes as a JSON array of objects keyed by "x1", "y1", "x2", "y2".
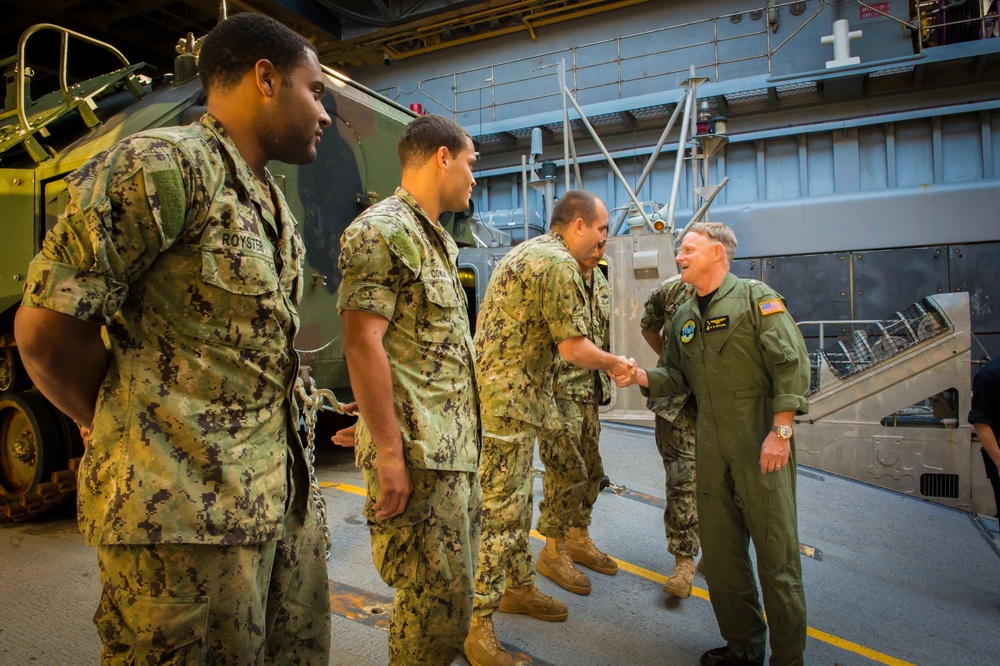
[
  {"x1": 338, "y1": 114, "x2": 481, "y2": 666},
  {"x1": 536, "y1": 240, "x2": 618, "y2": 597},
  {"x1": 465, "y1": 190, "x2": 633, "y2": 666},
  {"x1": 614, "y1": 222, "x2": 809, "y2": 666},
  {"x1": 15, "y1": 14, "x2": 333, "y2": 664},
  {"x1": 640, "y1": 274, "x2": 700, "y2": 599}
]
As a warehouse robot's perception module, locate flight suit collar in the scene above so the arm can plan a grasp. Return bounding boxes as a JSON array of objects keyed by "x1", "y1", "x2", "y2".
[{"x1": 696, "y1": 272, "x2": 740, "y2": 318}]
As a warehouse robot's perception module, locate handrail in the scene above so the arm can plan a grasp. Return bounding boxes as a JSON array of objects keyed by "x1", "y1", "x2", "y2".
[
  {"x1": 796, "y1": 319, "x2": 878, "y2": 348},
  {"x1": 1, "y1": 24, "x2": 131, "y2": 133}
]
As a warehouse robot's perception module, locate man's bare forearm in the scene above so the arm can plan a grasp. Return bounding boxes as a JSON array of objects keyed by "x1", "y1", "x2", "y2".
[
  {"x1": 557, "y1": 336, "x2": 631, "y2": 375},
  {"x1": 342, "y1": 326, "x2": 403, "y2": 458},
  {"x1": 13, "y1": 305, "x2": 108, "y2": 427}
]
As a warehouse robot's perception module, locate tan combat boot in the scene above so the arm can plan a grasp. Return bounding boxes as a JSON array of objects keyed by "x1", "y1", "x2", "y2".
[
  {"x1": 566, "y1": 526, "x2": 619, "y2": 575},
  {"x1": 663, "y1": 555, "x2": 695, "y2": 598},
  {"x1": 536, "y1": 537, "x2": 592, "y2": 595},
  {"x1": 464, "y1": 615, "x2": 515, "y2": 666},
  {"x1": 498, "y1": 584, "x2": 569, "y2": 621}
]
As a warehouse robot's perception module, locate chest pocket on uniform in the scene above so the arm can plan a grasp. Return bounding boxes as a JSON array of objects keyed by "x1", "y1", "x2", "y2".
[
  {"x1": 185, "y1": 246, "x2": 281, "y2": 350},
  {"x1": 416, "y1": 278, "x2": 462, "y2": 343},
  {"x1": 704, "y1": 312, "x2": 752, "y2": 357}
]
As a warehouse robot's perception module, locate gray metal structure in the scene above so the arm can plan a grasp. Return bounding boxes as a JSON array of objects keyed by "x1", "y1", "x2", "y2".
[
  {"x1": 352, "y1": 0, "x2": 1000, "y2": 363},
  {"x1": 796, "y1": 292, "x2": 992, "y2": 513}
]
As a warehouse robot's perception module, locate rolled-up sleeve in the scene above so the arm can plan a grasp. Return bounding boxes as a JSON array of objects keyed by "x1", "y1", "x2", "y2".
[
  {"x1": 756, "y1": 301, "x2": 810, "y2": 415},
  {"x1": 337, "y1": 219, "x2": 407, "y2": 320},
  {"x1": 22, "y1": 138, "x2": 191, "y2": 324},
  {"x1": 540, "y1": 262, "x2": 589, "y2": 344}
]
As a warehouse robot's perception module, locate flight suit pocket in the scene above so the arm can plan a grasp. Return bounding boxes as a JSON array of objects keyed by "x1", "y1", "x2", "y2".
[
  {"x1": 707, "y1": 312, "x2": 752, "y2": 355},
  {"x1": 94, "y1": 588, "x2": 209, "y2": 665}
]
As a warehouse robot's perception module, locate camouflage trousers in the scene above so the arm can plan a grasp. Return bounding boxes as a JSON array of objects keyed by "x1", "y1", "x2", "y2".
[
  {"x1": 363, "y1": 467, "x2": 481, "y2": 666},
  {"x1": 474, "y1": 415, "x2": 539, "y2": 615},
  {"x1": 655, "y1": 403, "x2": 700, "y2": 558},
  {"x1": 537, "y1": 397, "x2": 604, "y2": 537},
  {"x1": 94, "y1": 502, "x2": 331, "y2": 666}
]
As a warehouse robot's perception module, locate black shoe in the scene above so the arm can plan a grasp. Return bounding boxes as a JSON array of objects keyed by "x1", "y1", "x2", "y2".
[{"x1": 700, "y1": 646, "x2": 765, "y2": 666}]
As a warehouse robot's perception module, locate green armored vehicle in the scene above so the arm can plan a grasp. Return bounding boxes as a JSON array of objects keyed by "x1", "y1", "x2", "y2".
[{"x1": 0, "y1": 24, "x2": 414, "y2": 520}]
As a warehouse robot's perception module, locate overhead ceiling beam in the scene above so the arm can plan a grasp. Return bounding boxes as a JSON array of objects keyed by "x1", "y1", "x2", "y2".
[{"x1": 318, "y1": 0, "x2": 654, "y2": 66}]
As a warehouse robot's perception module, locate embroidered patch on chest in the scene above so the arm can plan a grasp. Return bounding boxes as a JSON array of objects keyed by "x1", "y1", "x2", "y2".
[
  {"x1": 758, "y1": 299, "x2": 785, "y2": 316},
  {"x1": 704, "y1": 315, "x2": 729, "y2": 332},
  {"x1": 680, "y1": 319, "x2": 697, "y2": 344}
]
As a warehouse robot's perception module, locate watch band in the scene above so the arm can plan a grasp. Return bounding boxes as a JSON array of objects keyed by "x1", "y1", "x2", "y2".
[{"x1": 771, "y1": 424, "x2": 793, "y2": 439}]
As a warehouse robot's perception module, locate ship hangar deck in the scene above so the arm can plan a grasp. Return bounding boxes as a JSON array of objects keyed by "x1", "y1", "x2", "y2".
[{"x1": 1, "y1": 423, "x2": 997, "y2": 666}]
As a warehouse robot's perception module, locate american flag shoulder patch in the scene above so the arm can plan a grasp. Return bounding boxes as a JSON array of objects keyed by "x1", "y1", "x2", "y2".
[{"x1": 758, "y1": 299, "x2": 785, "y2": 315}]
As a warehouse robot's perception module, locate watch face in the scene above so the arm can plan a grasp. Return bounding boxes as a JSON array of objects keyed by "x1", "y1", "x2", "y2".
[{"x1": 774, "y1": 425, "x2": 792, "y2": 439}]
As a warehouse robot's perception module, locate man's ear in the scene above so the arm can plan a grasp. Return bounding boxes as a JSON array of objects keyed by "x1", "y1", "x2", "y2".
[
  {"x1": 255, "y1": 59, "x2": 278, "y2": 98},
  {"x1": 435, "y1": 146, "x2": 450, "y2": 170},
  {"x1": 572, "y1": 216, "x2": 586, "y2": 236}
]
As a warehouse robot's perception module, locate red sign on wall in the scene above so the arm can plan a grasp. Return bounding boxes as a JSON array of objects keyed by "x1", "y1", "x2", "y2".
[{"x1": 859, "y1": 2, "x2": 891, "y2": 20}]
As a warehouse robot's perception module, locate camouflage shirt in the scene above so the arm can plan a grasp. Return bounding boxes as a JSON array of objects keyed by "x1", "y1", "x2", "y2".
[
  {"x1": 551, "y1": 267, "x2": 610, "y2": 402},
  {"x1": 22, "y1": 114, "x2": 306, "y2": 547},
  {"x1": 475, "y1": 232, "x2": 590, "y2": 427},
  {"x1": 337, "y1": 189, "x2": 480, "y2": 472},
  {"x1": 641, "y1": 275, "x2": 696, "y2": 420}
]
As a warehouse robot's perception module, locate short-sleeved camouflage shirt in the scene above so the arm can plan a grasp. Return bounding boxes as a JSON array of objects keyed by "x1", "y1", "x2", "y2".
[
  {"x1": 551, "y1": 267, "x2": 610, "y2": 402},
  {"x1": 475, "y1": 232, "x2": 590, "y2": 427},
  {"x1": 22, "y1": 115, "x2": 306, "y2": 547},
  {"x1": 641, "y1": 274, "x2": 696, "y2": 420},
  {"x1": 337, "y1": 189, "x2": 480, "y2": 472}
]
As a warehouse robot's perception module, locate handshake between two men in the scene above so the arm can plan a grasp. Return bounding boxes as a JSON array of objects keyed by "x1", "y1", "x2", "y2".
[{"x1": 608, "y1": 357, "x2": 642, "y2": 388}]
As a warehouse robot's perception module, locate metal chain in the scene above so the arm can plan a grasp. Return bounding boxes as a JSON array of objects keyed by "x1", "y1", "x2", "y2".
[{"x1": 295, "y1": 377, "x2": 349, "y2": 561}]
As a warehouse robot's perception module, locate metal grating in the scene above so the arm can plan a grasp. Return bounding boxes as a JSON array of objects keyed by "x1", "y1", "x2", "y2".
[
  {"x1": 631, "y1": 104, "x2": 673, "y2": 120},
  {"x1": 590, "y1": 112, "x2": 623, "y2": 127},
  {"x1": 821, "y1": 298, "x2": 950, "y2": 380},
  {"x1": 506, "y1": 127, "x2": 535, "y2": 139},
  {"x1": 724, "y1": 88, "x2": 769, "y2": 105},
  {"x1": 869, "y1": 65, "x2": 916, "y2": 78},
  {"x1": 542, "y1": 120, "x2": 584, "y2": 134},
  {"x1": 809, "y1": 351, "x2": 823, "y2": 394},
  {"x1": 775, "y1": 81, "x2": 818, "y2": 98},
  {"x1": 634, "y1": 267, "x2": 659, "y2": 280},
  {"x1": 474, "y1": 133, "x2": 505, "y2": 145},
  {"x1": 920, "y1": 473, "x2": 960, "y2": 499}
]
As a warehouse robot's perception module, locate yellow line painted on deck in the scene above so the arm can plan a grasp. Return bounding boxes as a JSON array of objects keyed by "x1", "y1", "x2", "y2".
[
  {"x1": 324, "y1": 483, "x2": 912, "y2": 666},
  {"x1": 319, "y1": 481, "x2": 366, "y2": 497}
]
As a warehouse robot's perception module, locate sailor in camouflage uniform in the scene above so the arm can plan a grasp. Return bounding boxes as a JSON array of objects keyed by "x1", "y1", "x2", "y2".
[
  {"x1": 536, "y1": 245, "x2": 619, "y2": 597},
  {"x1": 465, "y1": 191, "x2": 633, "y2": 666},
  {"x1": 15, "y1": 15, "x2": 333, "y2": 665},
  {"x1": 614, "y1": 223, "x2": 809, "y2": 666},
  {"x1": 640, "y1": 274, "x2": 701, "y2": 598},
  {"x1": 337, "y1": 114, "x2": 482, "y2": 666}
]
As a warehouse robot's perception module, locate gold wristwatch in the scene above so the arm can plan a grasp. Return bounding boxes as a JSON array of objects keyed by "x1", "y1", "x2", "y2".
[{"x1": 771, "y1": 425, "x2": 793, "y2": 440}]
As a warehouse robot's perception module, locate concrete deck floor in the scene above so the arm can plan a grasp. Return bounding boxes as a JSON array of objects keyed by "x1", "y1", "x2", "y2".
[{"x1": 2, "y1": 423, "x2": 998, "y2": 665}]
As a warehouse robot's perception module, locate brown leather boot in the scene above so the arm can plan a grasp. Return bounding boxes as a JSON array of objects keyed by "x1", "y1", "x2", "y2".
[
  {"x1": 464, "y1": 615, "x2": 515, "y2": 666},
  {"x1": 498, "y1": 584, "x2": 569, "y2": 621},
  {"x1": 663, "y1": 555, "x2": 695, "y2": 598},
  {"x1": 566, "y1": 526, "x2": 619, "y2": 575},
  {"x1": 536, "y1": 537, "x2": 592, "y2": 595}
]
